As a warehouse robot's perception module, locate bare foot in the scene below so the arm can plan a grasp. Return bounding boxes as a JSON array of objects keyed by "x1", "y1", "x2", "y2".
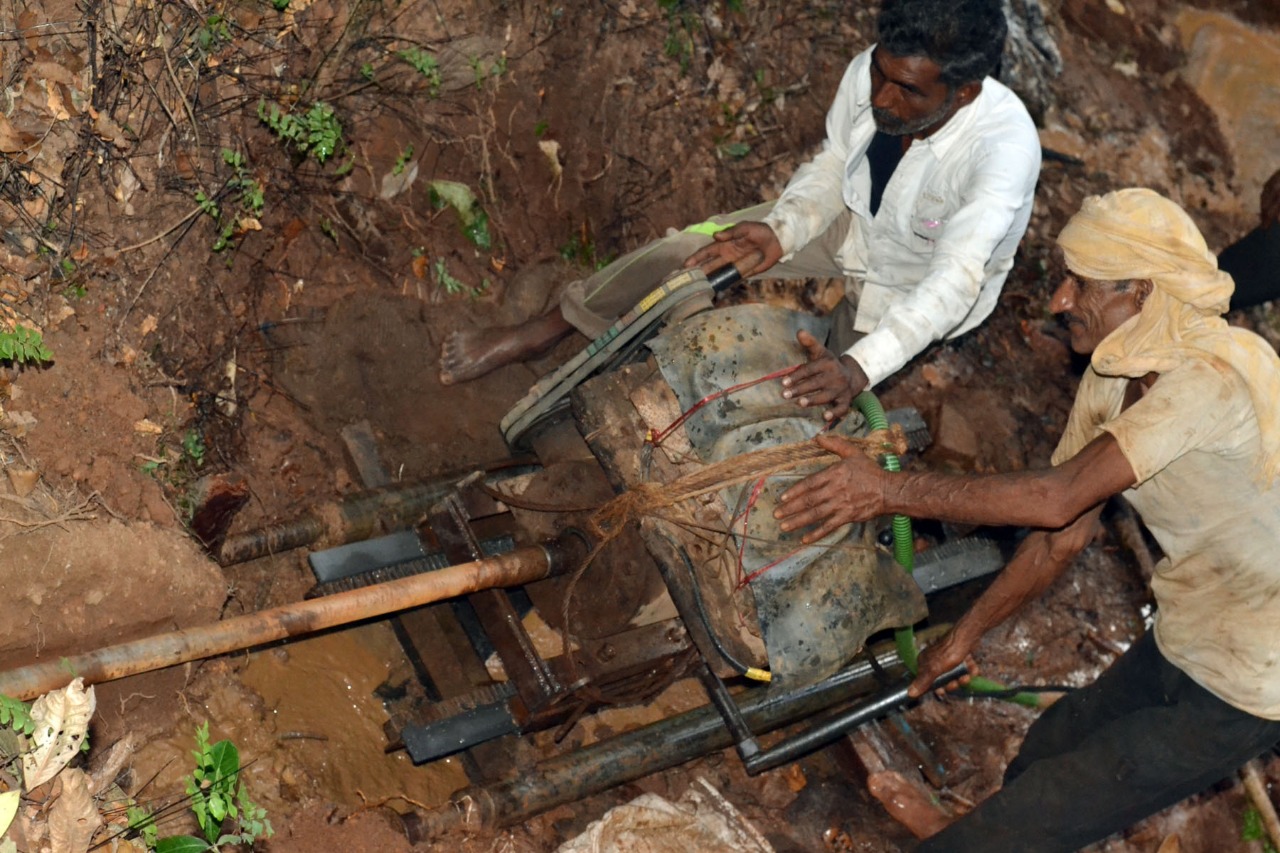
[
  {"x1": 438, "y1": 308, "x2": 574, "y2": 385},
  {"x1": 867, "y1": 770, "x2": 954, "y2": 839}
]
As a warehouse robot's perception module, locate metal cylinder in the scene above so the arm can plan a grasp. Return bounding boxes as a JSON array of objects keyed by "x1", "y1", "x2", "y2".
[
  {"x1": 742, "y1": 662, "x2": 968, "y2": 775},
  {"x1": 0, "y1": 537, "x2": 584, "y2": 701},
  {"x1": 217, "y1": 461, "x2": 539, "y2": 565},
  {"x1": 401, "y1": 644, "x2": 919, "y2": 843}
]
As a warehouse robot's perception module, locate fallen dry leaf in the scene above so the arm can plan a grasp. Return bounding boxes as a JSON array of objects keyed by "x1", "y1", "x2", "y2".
[
  {"x1": 47, "y1": 769, "x2": 100, "y2": 853},
  {"x1": 23, "y1": 679, "x2": 96, "y2": 790},
  {"x1": 133, "y1": 418, "x2": 163, "y2": 435}
]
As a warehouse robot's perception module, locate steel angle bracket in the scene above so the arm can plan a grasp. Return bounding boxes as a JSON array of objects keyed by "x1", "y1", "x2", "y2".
[
  {"x1": 500, "y1": 269, "x2": 713, "y2": 448},
  {"x1": 911, "y1": 537, "x2": 1005, "y2": 595}
]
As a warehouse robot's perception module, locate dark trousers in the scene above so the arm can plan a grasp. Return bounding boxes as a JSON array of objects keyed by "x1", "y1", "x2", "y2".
[
  {"x1": 1223, "y1": 221, "x2": 1280, "y2": 312},
  {"x1": 919, "y1": 631, "x2": 1280, "y2": 853}
]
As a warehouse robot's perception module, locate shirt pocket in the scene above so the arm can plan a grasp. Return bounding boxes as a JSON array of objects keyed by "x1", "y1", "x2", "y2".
[{"x1": 909, "y1": 190, "x2": 950, "y2": 254}]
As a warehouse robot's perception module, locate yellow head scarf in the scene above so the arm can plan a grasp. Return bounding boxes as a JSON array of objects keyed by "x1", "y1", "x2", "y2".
[{"x1": 1056, "y1": 188, "x2": 1280, "y2": 484}]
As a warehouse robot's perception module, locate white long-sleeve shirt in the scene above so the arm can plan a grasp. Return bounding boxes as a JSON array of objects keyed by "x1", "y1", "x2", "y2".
[{"x1": 763, "y1": 47, "x2": 1041, "y2": 388}]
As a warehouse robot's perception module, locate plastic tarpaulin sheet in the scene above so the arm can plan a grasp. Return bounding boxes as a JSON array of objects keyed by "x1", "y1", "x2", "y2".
[{"x1": 647, "y1": 304, "x2": 925, "y2": 688}]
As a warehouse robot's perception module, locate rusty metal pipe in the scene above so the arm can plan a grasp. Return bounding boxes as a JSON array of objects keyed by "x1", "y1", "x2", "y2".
[
  {"x1": 0, "y1": 538, "x2": 582, "y2": 701},
  {"x1": 399, "y1": 630, "x2": 947, "y2": 844},
  {"x1": 216, "y1": 459, "x2": 538, "y2": 566}
]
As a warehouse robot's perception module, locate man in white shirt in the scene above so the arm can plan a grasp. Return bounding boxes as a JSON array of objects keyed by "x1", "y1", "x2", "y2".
[
  {"x1": 440, "y1": 0, "x2": 1041, "y2": 416},
  {"x1": 774, "y1": 188, "x2": 1280, "y2": 851}
]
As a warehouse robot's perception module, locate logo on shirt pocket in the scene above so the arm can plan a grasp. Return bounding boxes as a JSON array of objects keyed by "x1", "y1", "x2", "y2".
[{"x1": 912, "y1": 194, "x2": 949, "y2": 248}]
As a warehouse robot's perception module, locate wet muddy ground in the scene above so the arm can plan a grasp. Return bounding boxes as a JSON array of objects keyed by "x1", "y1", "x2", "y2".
[{"x1": 1, "y1": 0, "x2": 1279, "y2": 850}]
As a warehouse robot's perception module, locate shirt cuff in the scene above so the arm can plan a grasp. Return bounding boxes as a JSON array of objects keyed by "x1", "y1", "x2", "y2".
[
  {"x1": 761, "y1": 211, "x2": 797, "y2": 258},
  {"x1": 846, "y1": 331, "x2": 909, "y2": 390}
]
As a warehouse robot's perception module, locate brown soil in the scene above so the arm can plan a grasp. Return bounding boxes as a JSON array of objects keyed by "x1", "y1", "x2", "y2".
[{"x1": 0, "y1": 0, "x2": 1278, "y2": 851}]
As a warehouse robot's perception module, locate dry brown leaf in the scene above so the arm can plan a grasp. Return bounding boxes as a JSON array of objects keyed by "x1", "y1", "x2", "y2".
[
  {"x1": 47, "y1": 769, "x2": 100, "y2": 853},
  {"x1": 93, "y1": 111, "x2": 131, "y2": 148},
  {"x1": 45, "y1": 81, "x2": 71, "y2": 122},
  {"x1": 22, "y1": 679, "x2": 96, "y2": 790},
  {"x1": 411, "y1": 253, "x2": 430, "y2": 280},
  {"x1": 139, "y1": 315, "x2": 158, "y2": 337},
  {"x1": 0, "y1": 115, "x2": 33, "y2": 154}
]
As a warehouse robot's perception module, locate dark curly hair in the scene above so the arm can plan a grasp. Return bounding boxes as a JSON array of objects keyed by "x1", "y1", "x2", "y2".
[{"x1": 877, "y1": 0, "x2": 1007, "y2": 86}]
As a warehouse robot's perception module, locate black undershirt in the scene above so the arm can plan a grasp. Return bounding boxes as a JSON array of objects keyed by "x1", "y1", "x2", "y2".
[{"x1": 867, "y1": 131, "x2": 905, "y2": 216}]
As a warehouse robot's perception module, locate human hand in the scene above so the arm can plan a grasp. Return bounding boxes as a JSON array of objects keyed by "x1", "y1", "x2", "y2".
[
  {"x1": 682, "y1": 221, "x2": 783, "y2": 278},
  {"x1": 774, "y1": 433, "x2": 887, "y2": 542},
  {"x1": 1263, "y1": 169, "x2": 1280, "y2": 229},
  {"x1": 907, "y1": 634, "x2": 977, "y2": 699},
  {"x1": 781, "y1": 330, "x2": 868, "y2": 421}
]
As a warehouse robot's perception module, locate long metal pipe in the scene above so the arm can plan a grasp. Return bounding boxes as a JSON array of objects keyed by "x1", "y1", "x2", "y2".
[
  {"x1": 400, "y1": 637, "x2": 940, "y2": 843},
  {"x1": 0, "y1": 540, "x2": 578, "y2": 701},
  {"x1": 742, "y1": 662, "x2": 968, "y2": 775},
  {"x1": 216, "y1": 460, "x2": 538, "y2": 565}
]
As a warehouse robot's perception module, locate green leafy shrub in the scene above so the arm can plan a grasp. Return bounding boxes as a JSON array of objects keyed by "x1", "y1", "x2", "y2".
[
  {"x1": 257, "y1": 100, "x2": 346, "y2": 164},
  {"x1": 128, "y1": 723, "x2": 272, "y2": 852},
  {"x1": 397, "y1": 47, "x2": 442, "y2": 96},
  {"x1": 0, "y1": 326, "x2": 53, "y2": 365}
]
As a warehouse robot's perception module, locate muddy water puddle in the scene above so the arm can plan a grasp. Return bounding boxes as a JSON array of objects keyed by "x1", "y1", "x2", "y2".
[{"x1": 237, "y1": 621, "x2": 468, "y2": 811}]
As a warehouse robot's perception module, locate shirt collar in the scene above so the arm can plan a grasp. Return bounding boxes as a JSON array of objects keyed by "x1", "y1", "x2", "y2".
[{"x1": 917, "y1": 78, "x2": 989, "y2": 160}]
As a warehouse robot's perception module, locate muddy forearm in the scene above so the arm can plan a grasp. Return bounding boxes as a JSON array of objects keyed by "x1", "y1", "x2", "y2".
[
  {"x1": 880, "y1": 468, "x2": 1082, "y2": 528},
  {"x1": 949, "y1": 507, "x2": 1100, "y2": 648},
  {"x1": 877, "y1": 433, "x2": 1135, "y2": 530}
]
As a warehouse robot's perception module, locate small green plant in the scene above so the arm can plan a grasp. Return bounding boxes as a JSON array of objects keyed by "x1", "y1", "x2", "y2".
[
  {"x1": 0, "y1": 326, "x2": 53, "y2": 365},
  {"x1": 195, "y1": 15, "x2": 231, "y2": 55},
  {"x1": 360, "y1": 62, "x2": 375, "y2": 81},
  {"x1": 0, "y1": 695, "x2": 34, "y2": 736},
  {"x1": 397, "y1": 47, "x2": 442, "y2": 96},
  {"x1": 559, "y1": 232, "x2": 611, "y2": 271},
  {"x1": 428, "y1": 180, "x2": 491, "y2": 249},
  {"x1": 257, "y1": 100, "x2": 346, "y2": 165},
  {"x1": 270, "y1": 0, "x2": 289, "y2": 10},
  {"x1": 128, "y1": 723, "x2": 272, "y2": 852},
  {"x1": 717, "y1": 141, "x2": 751, "y2": 160},
  {"x1": 182, "y1": 429, "x2": 206, "y2": 468},
  {"x1": 1242, "y1": 805, "x2": 1279, "y2": 853},
  {"x1": 197, "y1": 149, "x2": 266, "y2": 253},
  {"x1": 127, "y1": 805, "x2": 159, "y2": 849},
  {"x1": 433, "y1": 259, "x2": 489, "y2": 299},
  {"x1": 534, "y1": 120, "x2": 549, "y2": 137},
  {"x1": 658, "y1": 0, "x2": 698, "y2": 74},
  {"x1": 467, "y1": 54, "x2": 507, "y2": 89},
  {"x1": 393, "y1": 144, "x2": 414, "y2": 176}
]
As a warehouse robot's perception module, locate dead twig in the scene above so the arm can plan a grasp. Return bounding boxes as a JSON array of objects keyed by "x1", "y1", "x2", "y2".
[
  {"x1": 113, "y1": 205, "x2": 204, "y2": 255},
  {"x1": 1241, "y1": 759, "x2": 1280, "y2": 850}
]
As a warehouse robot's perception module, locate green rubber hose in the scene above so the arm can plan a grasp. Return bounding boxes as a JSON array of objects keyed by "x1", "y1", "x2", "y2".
[
  {"x1": 854, "y1": 391, "x2": 1040, "y2": 708},
  {"x1": 853, "y1": 391, "x2": 920, "y2": 674}
]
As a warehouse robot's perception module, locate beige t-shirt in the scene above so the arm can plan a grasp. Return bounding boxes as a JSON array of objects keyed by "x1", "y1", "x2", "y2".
[{"x1": 1052, "y1": 357, "x2": 1280, "y2": 719}]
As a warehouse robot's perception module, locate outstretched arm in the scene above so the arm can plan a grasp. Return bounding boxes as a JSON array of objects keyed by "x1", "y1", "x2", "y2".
[
  {"x1": 907, "y1": 505, "x2": 1102, "y2": 697},
  {"x1": 774, "y1": 429, "x2": 1137, "y2": 541}
]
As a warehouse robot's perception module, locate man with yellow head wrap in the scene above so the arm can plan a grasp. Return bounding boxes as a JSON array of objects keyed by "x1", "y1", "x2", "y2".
[{"x1": 773, "y1": 188, "x2": 1280, "y2": 851}]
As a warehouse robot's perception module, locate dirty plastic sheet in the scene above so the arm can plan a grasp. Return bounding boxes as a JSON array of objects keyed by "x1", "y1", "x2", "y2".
[
  {"x1": 647, "y1": 305, "x2": 925, "y2": 688},
  {"x1": 556, "y1": 776, "x2": 773, "y2": 853}
]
